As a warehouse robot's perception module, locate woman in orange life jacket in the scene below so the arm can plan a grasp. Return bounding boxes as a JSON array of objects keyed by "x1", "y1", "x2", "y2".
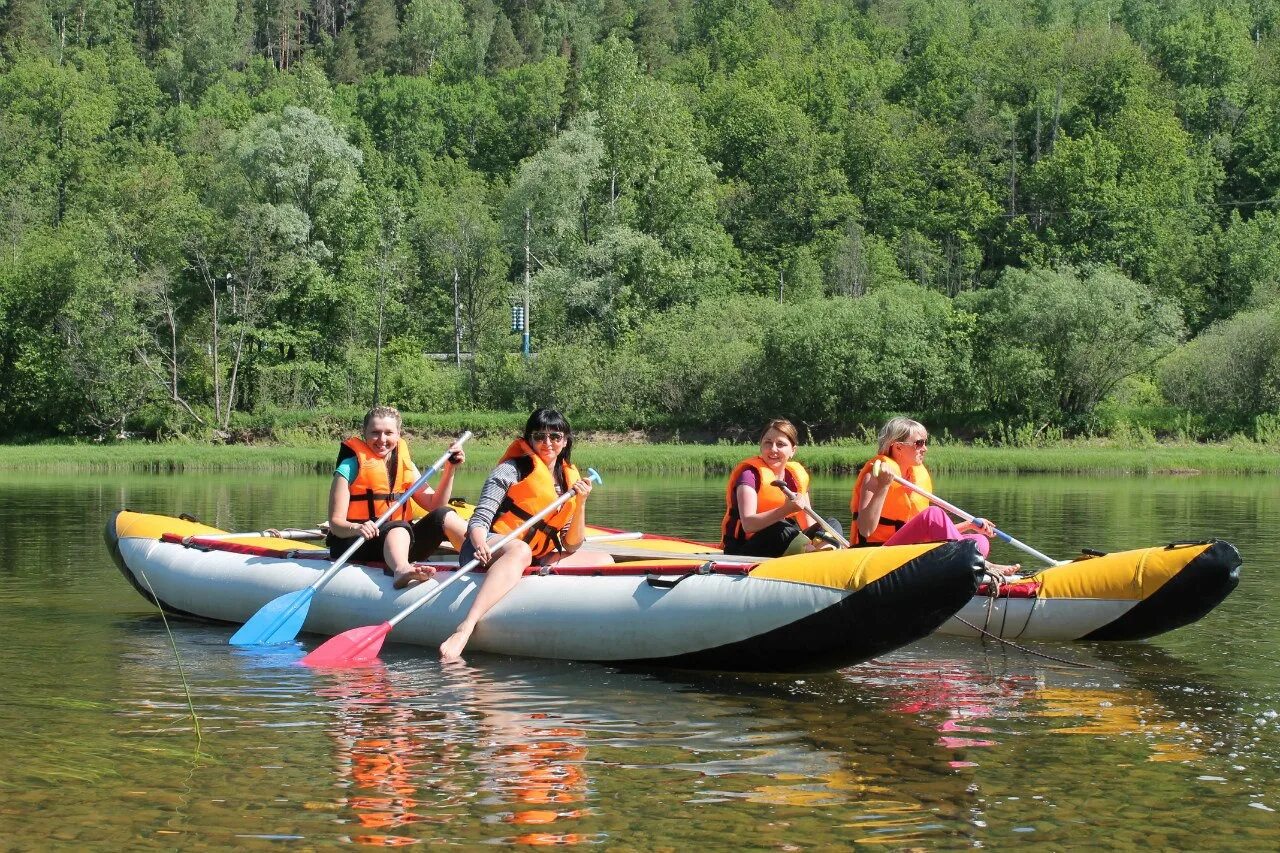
[
  {"x1": 440, "y1": 408, "x2": 612, "y2": 661},
  {"x1": 721, "y1": 419, "x2": 841, "y2": 558},
  {"x1": 851, "y1": 417, "x2": 1018, "y2": 575},
  {"x1": 326, "y1": 406, "x2": 468, "y2": 590}
]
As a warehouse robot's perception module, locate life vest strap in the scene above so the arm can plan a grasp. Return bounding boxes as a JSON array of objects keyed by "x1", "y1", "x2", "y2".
[
  {"x1": 850, "y1": 512, "x2": 907, "y2": 546},
  {"x1": 498, "y1": 497, "x2": 566, "y2": 553},
  {"x1": 351, "y1": 488, "x2": 407, "y2": 521}
]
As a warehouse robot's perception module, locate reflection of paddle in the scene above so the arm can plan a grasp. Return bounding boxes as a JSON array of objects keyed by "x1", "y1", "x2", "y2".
[
  {"x1": 229, "y1": 432, "x2": 473, "y2": 646},
  {"x1": 300, "y1": 468, "x2": 604, "y2": 667},
  {"x1": 870, "y1": 460, "x2": 1064, "y2": 567},
  {"x1": 771, "y1": 480, "x2": 851, "y2": 548}
]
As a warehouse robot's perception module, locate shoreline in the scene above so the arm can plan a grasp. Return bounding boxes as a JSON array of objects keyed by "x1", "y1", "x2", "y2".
[{"x1": 2, "y1": 438, "x2": 1278, "y2": 475}]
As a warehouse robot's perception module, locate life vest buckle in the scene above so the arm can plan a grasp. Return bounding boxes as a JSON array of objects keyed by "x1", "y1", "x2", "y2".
[{"x1": 535, "y1": 564, "x2": 553, "y2": 576}]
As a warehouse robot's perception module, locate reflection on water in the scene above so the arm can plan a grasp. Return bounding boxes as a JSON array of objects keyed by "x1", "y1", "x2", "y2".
[{"x1": 1, "y1": 470, "x2": 1279, "y2": 847}]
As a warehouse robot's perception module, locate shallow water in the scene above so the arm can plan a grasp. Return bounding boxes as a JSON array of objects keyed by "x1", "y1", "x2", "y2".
[{"x1": 1, "y1": 467, "x2": 1278, "y2": 848}]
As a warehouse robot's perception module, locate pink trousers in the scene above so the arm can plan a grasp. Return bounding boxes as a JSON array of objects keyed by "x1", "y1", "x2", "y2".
[{"x1": 883, "y1": 506, "x2": 990, "y2": 557}]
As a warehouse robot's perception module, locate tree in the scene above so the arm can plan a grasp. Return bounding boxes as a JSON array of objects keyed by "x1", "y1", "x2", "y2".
[
  {"x1": 582, "y1": 38, "x2": 740, "y2": 308},
  {"x1": 189, "y1": 105, "x2": 364, "y2": 427},
  {"x1": 1022, "y1": 103, "x2": 1216, "y2": 324},
  {"x1": 354, "y1": 0, "x2": 400, "y2": 74},
  {"x1": 400, "y1": 0, "x2": 469, "y2": 77},
  {"x1": 485, "y1": 11, "x2": 524, "y2": 71},
  {"x1": 1159, "y1": 304, "x2": 1280, "y2": 425},
  {"x1": 0, "y1": 50, "x2": 115, "y2": 229},
  {"x1": 959, "y1": 265, "x2": 1185, "y2": 422},
  {"x1": 413, "y1": 162, "x2": 507, "y2": 396}
]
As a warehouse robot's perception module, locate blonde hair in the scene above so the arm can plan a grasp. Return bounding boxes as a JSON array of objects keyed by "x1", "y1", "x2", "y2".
[
  {"x1": 362, "y1": 405, "x2": 403, "y2": 432},
  {"x1": 877, "y1": 417, "x2": 926, "y2": 456},
  {"x1": 759, "y1": 418, "x2": 799, "y2": 447}
]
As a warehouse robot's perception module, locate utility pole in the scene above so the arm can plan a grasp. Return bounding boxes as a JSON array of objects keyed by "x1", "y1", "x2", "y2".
[
  {"x1": 779, "y1": 266, "x2": 785, "y2": 303},
  {"x1": 452, "y1": 266, "x2": 462, "y2": 367},
  {"x1": 522, "y1": 207, "x2": 532, "y2": 359},
  {"x1": 373, "y1": 254, "x2": 386, "y2": 407}
]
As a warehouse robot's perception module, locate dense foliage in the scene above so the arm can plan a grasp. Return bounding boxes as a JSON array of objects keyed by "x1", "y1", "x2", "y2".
[{"x1": 3, "y1": 0, "x2": 1279, "y2": 440}]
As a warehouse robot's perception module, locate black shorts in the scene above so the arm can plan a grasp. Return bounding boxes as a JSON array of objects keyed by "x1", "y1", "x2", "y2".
[
  {"x1": 723, "y1": 516, "x2": 843, "y2": 559},
  {"x1": 723, "y1": 519, "x2": 804, "y2": 558},
  {"x1": 458, "y1": 535, "x2": 560, "y2": 569},
  {"x1": 327, "y1": 506, "x2": 454, "y2": 565}
]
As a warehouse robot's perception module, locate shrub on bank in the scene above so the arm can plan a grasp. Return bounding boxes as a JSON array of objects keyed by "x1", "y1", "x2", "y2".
[{"x1": 1158, "y1": 305, "x2": 1280, "y2": 429}]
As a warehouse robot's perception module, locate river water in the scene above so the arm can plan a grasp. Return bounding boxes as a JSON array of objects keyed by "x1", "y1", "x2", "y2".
[{"x1": 1, "y1": 467, "x2": 1278, "y2": 848}]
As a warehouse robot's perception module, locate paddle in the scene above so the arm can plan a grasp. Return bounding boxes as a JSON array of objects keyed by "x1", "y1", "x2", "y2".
[
  {"x1": 583, "y1": 531, "x2": 643, "y2": 543},
  {"x1": 870, "y1": 460, "x2": 1064, "y2": 567},
  {"x1": 191, "y1": 527, "x2": 326, "y2": 542},
  {"x1": 771, "y1": 480, "x2": 851, "y2": 548},
  {"x1": 578, "y1": 542, "x2": 760, "y2": 564},
  {"x1": 229, "y1": 432, "x2": 473, "y2": 646},
  {"x1": 299, "y1": 468, "x2": 603, "y2": 667}
]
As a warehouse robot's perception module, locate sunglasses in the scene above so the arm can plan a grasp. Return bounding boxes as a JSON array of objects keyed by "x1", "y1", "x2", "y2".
[
  {"x1": 897, "y1": 438, "x2": 928, "y2": 448},
  {"x1": 531, "y1": 431, "x2": 567, "y2": 444}
]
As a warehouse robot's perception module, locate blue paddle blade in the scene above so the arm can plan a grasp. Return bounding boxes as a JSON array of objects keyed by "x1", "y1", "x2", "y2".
[{"x1": 229, "y1": 587, "x2": 315, "y2": 645}]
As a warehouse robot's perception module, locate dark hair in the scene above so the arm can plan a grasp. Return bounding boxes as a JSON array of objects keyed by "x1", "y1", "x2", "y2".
[{"x1": 523, "y1": 408, "x2": 573, "y2": 467}]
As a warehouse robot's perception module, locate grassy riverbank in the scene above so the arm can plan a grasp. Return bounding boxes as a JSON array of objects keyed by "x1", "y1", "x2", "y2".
[{"x1": 3, "y1": 436, "x2": 1279, "y2": 475}]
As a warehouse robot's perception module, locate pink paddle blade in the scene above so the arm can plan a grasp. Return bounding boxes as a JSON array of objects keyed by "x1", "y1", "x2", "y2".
[{"x1": 299, "y1": 622, "x2": 392, "y2": 668}]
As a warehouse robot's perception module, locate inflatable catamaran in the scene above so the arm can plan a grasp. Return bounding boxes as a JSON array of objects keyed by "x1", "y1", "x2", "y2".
[
  {"x1": 579, "y1": 526, "x2": 1241, "y2": 642},
  {"x1": 106, "y1": 510, "x2": 982, "y2": 672}
]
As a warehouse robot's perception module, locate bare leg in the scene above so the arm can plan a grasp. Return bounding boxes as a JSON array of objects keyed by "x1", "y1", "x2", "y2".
[
  {"x1": 385, "y1": 527, "x2": 436, "y2": 589},
  {"x1": 442, "y1": 511, "x2": 467, "y2": 550},
  {"x1": 440, "y1": 540, "x2": 533, "y2": 660},
  {"x1": 541, "y1": 548, "x2": 614, "y2": 568}
]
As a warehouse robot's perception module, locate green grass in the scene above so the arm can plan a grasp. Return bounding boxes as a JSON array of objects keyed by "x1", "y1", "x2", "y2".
[{"x1": 3, "y1": 435, "x2": 1279, "y2": 474}]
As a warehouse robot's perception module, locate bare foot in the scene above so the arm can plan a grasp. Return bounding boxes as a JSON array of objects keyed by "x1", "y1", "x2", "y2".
[
  {"x1": 984, "y1": 560, "x2": 1022, "y2": 577},
  {"x1": 439, "y1": 625, "x2": 473, "y2": 660},
  {"x1": 392, "y1": 565, "x2": 437, "y2": 589}
]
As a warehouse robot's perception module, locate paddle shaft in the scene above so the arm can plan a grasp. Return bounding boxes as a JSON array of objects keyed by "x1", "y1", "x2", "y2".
[
  {"x1": 770, "y1": 480, "x2": 851, "y2": 548},
  {"x1": 578, "y1": 541, "x2": 759, "y2": 564},
  {"x1": 385, "y1": 468, "x2": 602, "y2": 630},
  {"x1": 870, "y1": 460, "x2": 1064, "y2": 566},
  {"x1": 198, "y1": 528, "x2": 325, "y2": 541},
  {"x1": 312, "y1": 432, "x2": 474, "y2": 593},
  {"x1": 583, "y1": 531, "x2": 643, "y2": 543}
]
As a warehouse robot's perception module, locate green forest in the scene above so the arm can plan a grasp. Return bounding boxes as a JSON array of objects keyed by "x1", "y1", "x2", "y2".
[{"x1": 3, "y1": 0, "x2": 1280, "y2": 442}]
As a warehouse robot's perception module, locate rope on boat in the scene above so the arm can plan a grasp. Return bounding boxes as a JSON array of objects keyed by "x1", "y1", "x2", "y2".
[
  {"x1": 135, "y1": 565, "x2": 203, "y2": 751},
  {"x1": 953, "y1": 611, "x2": 1104, "y2": 670}
]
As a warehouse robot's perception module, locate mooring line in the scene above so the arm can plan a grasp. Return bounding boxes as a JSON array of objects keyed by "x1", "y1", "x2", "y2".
[{"x1": 136, "y1": 566, "x2": 203, "y2": 750}]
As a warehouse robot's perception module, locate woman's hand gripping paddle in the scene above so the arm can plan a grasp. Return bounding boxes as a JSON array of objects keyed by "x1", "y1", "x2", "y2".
[
  {"x1": 870, "y1": 459, "x2": 1064, "y2": 567},
  {"x1": 229, "y1": 432, "x2": 473, "y2": 646},
  {"x1": 771, "y1": 480, "x2": 851, "y2": 548},
  {"x1": 299, "y1": 469, "x2": 603, "y2": 667}
]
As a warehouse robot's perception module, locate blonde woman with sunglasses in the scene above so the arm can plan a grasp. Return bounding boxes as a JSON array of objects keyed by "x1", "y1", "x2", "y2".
[
  {"x1": 441, "y1": 408, "x2": 611, "y2": 659},
  {"x1": 850, "y1": 417, "x2": 1018, "y2": 574}
]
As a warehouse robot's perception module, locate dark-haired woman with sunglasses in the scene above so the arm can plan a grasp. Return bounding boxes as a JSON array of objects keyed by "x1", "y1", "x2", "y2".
[
  {"x1": 850, "y1": 417, "x2": 1018, "y2": 574},
  {"x1": 440, "y1": 408, "x2": 610, "y2": 660}
]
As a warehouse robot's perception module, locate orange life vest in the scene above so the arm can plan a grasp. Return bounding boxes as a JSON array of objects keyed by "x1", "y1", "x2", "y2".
[
  {"x1": 342, "y1": 437, "x2": 418, "y2": 523},
  {"x1": 491, "y1": 439, "x2": 582, "y2": 559},
  {"x1": 849, "y1": 454, "x2": 933, "y2": 545},
  {"x1": 721, "y1": 456, "x2": 812, "y2": 546}
]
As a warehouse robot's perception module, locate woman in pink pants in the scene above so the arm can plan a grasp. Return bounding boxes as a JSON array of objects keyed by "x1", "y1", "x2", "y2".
[{"x1": 850, "y1": 417, "x2": 1018, "y2": 575}]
